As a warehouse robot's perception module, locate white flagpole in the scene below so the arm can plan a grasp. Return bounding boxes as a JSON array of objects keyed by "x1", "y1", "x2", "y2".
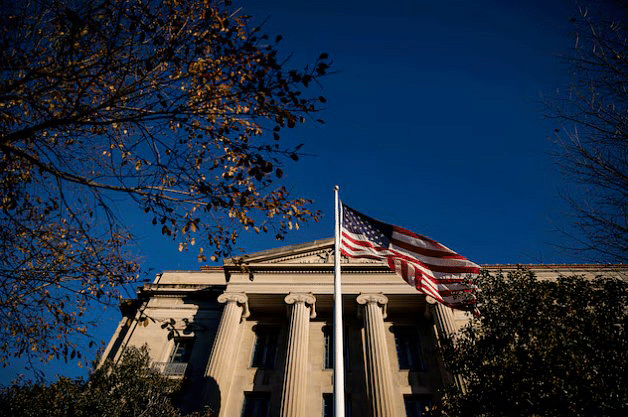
[{"x1": 333, "y1": 185, "x2": 345, "y2": 417}]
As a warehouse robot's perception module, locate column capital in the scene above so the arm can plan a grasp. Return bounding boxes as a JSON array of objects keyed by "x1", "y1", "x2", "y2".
[
  {"x1": 217, "y1": 292, "x2": 250, "y2": 318},
  {"x1": 356, "y1": 293, "x2": 388, "y2": 306},
  {"x1": 285, "y1": 293, "x2": 316, "y2": 318},
  {"x1": 357, "y1": 293, "x2": 388, "y2": 318}
]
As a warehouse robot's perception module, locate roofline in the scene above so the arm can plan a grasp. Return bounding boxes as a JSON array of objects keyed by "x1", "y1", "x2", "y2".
[
  {"x1": 223, "y1": 238, "x2": 334, "y2": 265},
  {"x1": 194, "y1": 263, "x2": 627, "y2": 273},
  {"x1": 482, "y1": 264, "x2": 626, "y2": 269},
  {"x1": 199, "y1": 266, "x2": 224, "y2": 271}
]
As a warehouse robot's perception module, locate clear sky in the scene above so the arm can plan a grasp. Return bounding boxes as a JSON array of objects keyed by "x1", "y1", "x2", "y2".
[
  {"x1": 1, "y1": 0, "x2": 585, "y2": 384},
  {"x1": 136, "y1": 0, "x2": 580, "y2": 269}
]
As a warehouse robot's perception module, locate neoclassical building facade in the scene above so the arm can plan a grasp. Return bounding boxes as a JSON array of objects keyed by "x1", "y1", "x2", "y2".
[{"x1": 102, "y1": 238, "x2": 619, "y2": 417}]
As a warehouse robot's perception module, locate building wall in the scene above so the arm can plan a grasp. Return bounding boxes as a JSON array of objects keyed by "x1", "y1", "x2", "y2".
[{"x1": 102, "y1": 240, "x2": 626, "y2": 417}]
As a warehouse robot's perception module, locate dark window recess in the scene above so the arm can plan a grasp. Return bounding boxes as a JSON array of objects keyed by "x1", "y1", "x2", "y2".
[
  {"x1": 323, "y1": 326, "x2": 350, "y2": 370},
  {"x1": 323, "y1": 393, "x2": 333, "y2": 417},
  {"x1": 323, "y1": 326, "x2": 333, "y2": 369},
  {"x1": 323, "y1": 393, "x2": 351, "y2": 417},
  {"x1": 241, "y1": 392, "x2": 271, "y2": 417},
  {"x1": 404, "y1": 395, "x2": 432, "y2": 417},
  {"x1": 156, "y1": 338, "x2": 193, "y2": 376},
  {"x1": 169, "y1": 338, "x2": 193, "y2": 363},
  {"x1": 393, "y1": 326, "x2": 424, "y2": 370},
  {"x1": 251, "y1": 326, "x2": 279, "y2": 368}
]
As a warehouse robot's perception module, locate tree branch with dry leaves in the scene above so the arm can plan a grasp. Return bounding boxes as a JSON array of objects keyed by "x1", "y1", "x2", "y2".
[{"x1": 0, "y1": 0, "x2": 330, "y2": 366}]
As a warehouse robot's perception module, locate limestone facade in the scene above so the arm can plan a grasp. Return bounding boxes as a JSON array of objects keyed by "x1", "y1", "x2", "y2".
[{"x1": 102, "y1": 238, "x2": 625, "y2": 417}]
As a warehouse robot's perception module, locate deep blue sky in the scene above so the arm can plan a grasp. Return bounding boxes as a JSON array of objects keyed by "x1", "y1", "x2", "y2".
[
  {"x1": 138, "y1": 0, "x2": 578, "y2": 269},
  {"x1": 2, "y1": 0, "x2": 584, "y2": 384}
]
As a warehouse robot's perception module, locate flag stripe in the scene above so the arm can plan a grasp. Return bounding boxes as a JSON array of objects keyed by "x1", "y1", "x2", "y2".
[
  {"x1": 392, "y1": 230, "x2": 479, "y2": 266},
  {"x1": 392, "y1": 228, "x2": 467, "y2": 259},
  {"x1": 340, "y1": 203, "x2": 479, "y2": 313},
  {"x1": 343, "y1": 230, "x2": 479, "y2": 275},
  {"x1": 341, "y1": 234, "x2": 471, "y2": 285}
]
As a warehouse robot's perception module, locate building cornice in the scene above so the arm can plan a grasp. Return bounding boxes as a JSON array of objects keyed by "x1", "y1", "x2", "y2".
[
  {"x1": 482, "y1": 263, "x2": 627, "y2": 271},
  {"x1": 137, "y1": 283, "x2": 226, "y2": 298}
]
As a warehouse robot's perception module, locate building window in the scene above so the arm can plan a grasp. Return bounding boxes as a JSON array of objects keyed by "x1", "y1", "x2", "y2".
[
  {"x1": 323, "y1": 326, "x2": 333, "y2": 369},
  {"x1": 404, "y1": 395, "x2": 432, "y2": 417},
  {"x1": 251, "y1": 326, "x2": 279, "y2": 368},
  {"x1": 241, "y1": 392, "x2": 270, "y2": 417},
  {"x1": 323, "y1": 393, "x2": 351, "y2": 417},
  {"x1": 393, "y1": 326, "x2": 424, "y2": 370},
  {"x1": 323, "y1": 326, "x2": 350, "y2": 370},
  {"x1": 169, "y1": 338, "x2": 193, "y2": 363},
  {"x1": 153, "y1": 338, "x2": 193, "y2": 376}
]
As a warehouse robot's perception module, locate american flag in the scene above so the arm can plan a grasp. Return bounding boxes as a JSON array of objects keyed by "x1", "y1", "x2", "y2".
[{"x1": 340, "y1": 203, "x2": 480, "y2": 312}]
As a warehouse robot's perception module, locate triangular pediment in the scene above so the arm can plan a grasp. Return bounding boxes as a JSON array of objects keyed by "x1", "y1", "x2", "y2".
[{"x1": 223, "y1": 238, "x2": 384, "y2": 267}]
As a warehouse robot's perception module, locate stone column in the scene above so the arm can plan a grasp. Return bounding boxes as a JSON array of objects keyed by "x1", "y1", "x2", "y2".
[
  {"x1": 204, "y1": 292, "x2": 250, "y2": 416},
  {"x1": 426, "y1": 297, "x2": 466, "y2": 392},
  {"x1": 357, "y1": 293, "x2": 397, "y2": 417},
  {"x1": 280, "y1": 293, "x2": 316, "y2": 417}
]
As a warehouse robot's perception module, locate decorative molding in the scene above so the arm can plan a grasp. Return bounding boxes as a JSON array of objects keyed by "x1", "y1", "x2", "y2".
[
  {"x1": 268, "y1": 250, "x2": 381, "y2": 264},
  {"x1": 217, "y1": 292, "x2": 250, "y2": 319},
  {"x1": 357, "y1": 293, "x2": 388, "y2": 319},
  {"x1": 270, "y1": 248, "x2": 332, "y2": 264},
  {"x1": 227, "y1": 264, "x2": 390, "y2": 274},
  {"x1": 425, "y1": 295, "x2": 437, "y2": 305},
  {"x1": 240, "y1": 247, "x2": 380, "y2": 265},
  {"x1": 285, "y1": 293, "x2": 316, "y2": 319}
]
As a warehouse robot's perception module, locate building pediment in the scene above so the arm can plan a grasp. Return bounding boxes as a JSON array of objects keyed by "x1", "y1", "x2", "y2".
[{"x1": 223, "y1": 238, "x2": 385, "y2": 272}]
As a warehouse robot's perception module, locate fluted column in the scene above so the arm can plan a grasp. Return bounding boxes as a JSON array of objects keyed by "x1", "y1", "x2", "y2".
[
  {"x1": 427, "y1": 297, "x2": 457, "y2": 338},
  {"x1": 280, "y1": 293, "x2": 316, "y2": 417},
  {"x1": 204, "y1": 292, "x2": 250, "y2": 416},
  {"x1": 357, "y1": 293, "x2": 397, "y2": 417},
  {"x1": 426, "y1": 296, "x2": 466, "y2": 392}
]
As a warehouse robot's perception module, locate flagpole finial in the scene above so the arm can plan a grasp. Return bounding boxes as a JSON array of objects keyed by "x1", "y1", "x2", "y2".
[{"x1": 334, "y1": 185, "x2": 339, "y2": 191}]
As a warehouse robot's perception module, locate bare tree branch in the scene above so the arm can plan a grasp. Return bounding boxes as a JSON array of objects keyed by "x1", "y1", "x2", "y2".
[{"x1": 548, "y1": 0, "x2": 628, "y2": 262}]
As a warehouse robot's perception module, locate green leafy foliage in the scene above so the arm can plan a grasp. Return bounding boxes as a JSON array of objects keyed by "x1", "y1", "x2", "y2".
[
  {"x1": 0, "y1": 0, "x2": 329, "y2": 365},
  {"x1": 0, "y1": 346, "x2": 210, "y2": 417},
  {"x1": 436, "y1": 269, "x2": 628, "y2": 417}
]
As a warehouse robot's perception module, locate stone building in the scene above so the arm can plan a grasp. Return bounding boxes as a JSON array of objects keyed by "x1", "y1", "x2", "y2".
[{"x1": 102, "y1": 238, "x2": 618, "y2": 417}]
